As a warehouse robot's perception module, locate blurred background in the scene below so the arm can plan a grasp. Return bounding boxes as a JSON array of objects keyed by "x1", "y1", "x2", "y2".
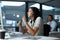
[{"x1": 0, "y1": 0, "x2": 60, "y2": 34}]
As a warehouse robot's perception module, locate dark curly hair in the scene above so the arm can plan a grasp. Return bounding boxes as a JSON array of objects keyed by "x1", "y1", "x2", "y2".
[{"x1": 29, "y1": 7, "x2": 41, "y2": 21}]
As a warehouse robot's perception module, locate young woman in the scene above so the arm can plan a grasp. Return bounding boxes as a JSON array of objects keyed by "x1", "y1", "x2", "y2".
[{"x1": 18, "y1": 7, "x2": 43, "y2": 36}]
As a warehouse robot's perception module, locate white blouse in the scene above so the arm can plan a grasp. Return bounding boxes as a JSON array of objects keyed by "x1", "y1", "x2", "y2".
[{"x1": 28, "y1": 17, "x2": 43, "y2": 36}]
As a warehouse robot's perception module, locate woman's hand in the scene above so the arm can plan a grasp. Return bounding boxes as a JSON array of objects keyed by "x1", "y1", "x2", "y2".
[
  {"x1": 22, "y1": 16, "x2": 28, "y2": 25},
  {"x1": 17, "y1": 21, "x2": 22, "y2": 26},
  {"x1": 17, "y1": 20, "x2": 27, "y2": 34}
]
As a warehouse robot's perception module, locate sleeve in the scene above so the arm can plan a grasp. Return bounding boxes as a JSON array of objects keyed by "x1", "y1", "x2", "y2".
[
  {"x1": 34, "y1": 17, "x2": 42, "y2": 28},
  {"x1": 50, "y1": 21, "x2": 57, "y2": 31}
]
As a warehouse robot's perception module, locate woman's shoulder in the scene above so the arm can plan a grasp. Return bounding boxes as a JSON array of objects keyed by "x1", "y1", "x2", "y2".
[
  {"x1": 36, "y1": 17, "x2": 42, "y2": 20},
  {"x1": 35, "y1": 17, "x2": 42, "y2": 22}
]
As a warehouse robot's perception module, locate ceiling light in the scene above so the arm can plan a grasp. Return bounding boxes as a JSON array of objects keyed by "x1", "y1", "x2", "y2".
[
  {"x1": 1, "y1": 1, "x2": 25, "y2": 6},
  {"x1": 16, "y1": 15, "x2": 19, "y2": 18},
  {"x1": 30, "y1": 3, "x2": 40, "y2": 9},
  {"x1": 30, "y1": 3, "x2": 54, "y2": 10},
  {"x1": 3, "y1": 16, "x2": 5, "y2": 19},
  {"x1": 42, "y1": 5, "x2": 54, "y2": 10}
]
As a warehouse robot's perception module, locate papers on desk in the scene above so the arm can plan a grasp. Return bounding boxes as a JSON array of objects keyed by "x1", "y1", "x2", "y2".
[
  {"x1": 5, "y1": 33, "x2": 11, "y2": 39},
  {"x1": 5, "y1": 36, "x2": 60, "y2": 40},
  {"x1": 5, "y1": 32, "x2": 23, "y2": 39},
  {"x1": 0, "y1": 29, "x2": 5, "y2": 32},
  {"x1": 4, "y1": 32, "x2": 60, "y2": 40}
]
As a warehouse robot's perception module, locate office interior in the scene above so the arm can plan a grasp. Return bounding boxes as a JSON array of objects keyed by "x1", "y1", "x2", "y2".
[{"x1": 0, "y1": 0, "x2": 60, "y2": 40}]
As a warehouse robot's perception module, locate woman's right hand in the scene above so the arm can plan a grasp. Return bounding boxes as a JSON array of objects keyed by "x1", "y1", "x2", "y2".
[
  {"x1": 18, "y1": 21, "x2": 27, "y2": 34},
  {"x1": 17, "y1": 21, "x2": 22, "y2": 26}
]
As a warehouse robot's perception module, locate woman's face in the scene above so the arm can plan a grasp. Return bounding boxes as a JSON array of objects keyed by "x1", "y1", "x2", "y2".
[{"x1": 28, "y1": 8, "x2": 34, "y2": 18}]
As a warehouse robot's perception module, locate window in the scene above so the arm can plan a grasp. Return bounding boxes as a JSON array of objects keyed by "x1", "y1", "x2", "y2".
[
  {"x1": 54, "y1": 15, "x2": 60, "y2": 22},
  {"x1": 1, "y1": 1, "x2": 26, "y2": 26},
  {"x1": 6, "y1": 20, "x2": 16, "y2": 26}
]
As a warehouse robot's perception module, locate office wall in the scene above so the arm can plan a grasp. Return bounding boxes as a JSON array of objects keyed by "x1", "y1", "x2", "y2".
[
  {"x1": 42, "y1": 10, "x2": 54, "y2": 22},
  {"x1": 5, "y1": 9, "x2": 25, "y2": 20},
  {"x1": 2, "y1": 9, "x2": 25, "y2": 26}
]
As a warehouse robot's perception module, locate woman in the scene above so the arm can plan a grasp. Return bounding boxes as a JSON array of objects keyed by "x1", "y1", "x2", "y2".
[{"x1": 18, "y1": 7, "x2": 43, "y2": 36}]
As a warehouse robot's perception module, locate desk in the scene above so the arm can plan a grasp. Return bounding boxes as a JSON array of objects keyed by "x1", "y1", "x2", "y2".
[
  {"x1": 0, "y1": 32, "x2": 60, "y2": 40},
  {"x1": 4, "y1": 36, "x2": 60, "y2": 40},
  {"x1": 49, "y1": 32, "x2": 60, "y2": 38}
]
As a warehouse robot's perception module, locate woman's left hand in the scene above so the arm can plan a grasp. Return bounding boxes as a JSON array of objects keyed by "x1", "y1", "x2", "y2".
[{"x1": 22, "y1": 16, "x2": 28, "y2": 25}]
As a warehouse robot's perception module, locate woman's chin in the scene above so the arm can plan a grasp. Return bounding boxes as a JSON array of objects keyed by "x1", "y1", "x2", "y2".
[
  {"x1": 28, "y1": 16, "x2": 31, "y2": 18},
  {"x1": 28, "y1": 16, "x2": 30, "y2": 18}
]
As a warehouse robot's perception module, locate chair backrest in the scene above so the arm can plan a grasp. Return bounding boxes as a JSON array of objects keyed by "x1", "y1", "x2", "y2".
[
  {"x1": 54, "y1": 20, "x2": 58, "y2": 31},
  {"x1": 44, "y1": 24, "x2": 51, "y2": 36},
  {"x1": 54, "y1": 25, "x2": 58, "y2": 31}
]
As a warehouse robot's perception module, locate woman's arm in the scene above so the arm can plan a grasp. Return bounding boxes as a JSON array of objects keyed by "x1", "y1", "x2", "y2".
[
  {"x1": 22, "y1": 16, "x2": 39, "y2": 36},
  {"x1": 25, "y1": 22, "x2": 39, "y2": 36},
  {"x1": 19, "y1": 24, "x2": 27, "y2": 34},
  {"x1": 18, "y1": 21, "x2": 27, "y2": 34}
]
